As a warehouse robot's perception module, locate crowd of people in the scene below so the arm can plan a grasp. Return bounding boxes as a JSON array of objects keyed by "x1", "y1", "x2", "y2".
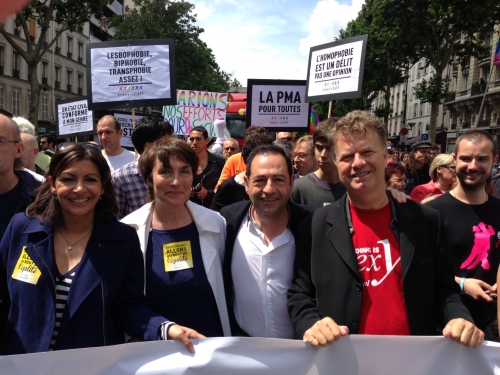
[{"x1": 0, "y1": 109, "x2": 498, "y2": 357}]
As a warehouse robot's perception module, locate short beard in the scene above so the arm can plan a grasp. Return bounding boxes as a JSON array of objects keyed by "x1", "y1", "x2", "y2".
[{"x1": 457, "y1": 171, "x2": 488, "y2": 192}]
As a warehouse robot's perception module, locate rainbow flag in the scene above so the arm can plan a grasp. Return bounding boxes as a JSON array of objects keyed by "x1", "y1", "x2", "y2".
[{"x1": 494, "y1": 35, "x2": 500, "y2": 66}]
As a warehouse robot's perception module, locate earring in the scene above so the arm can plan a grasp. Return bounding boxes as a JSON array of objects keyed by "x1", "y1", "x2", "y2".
[{"x1": 99, "y1": 196, "x2": 102, "y2": 200}]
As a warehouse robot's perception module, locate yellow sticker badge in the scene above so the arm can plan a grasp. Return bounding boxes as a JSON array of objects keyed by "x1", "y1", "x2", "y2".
[
  {"x1": 12, "y1": 246, "x2": 42, "y2": 285},
  {"x1": 163, "y1": 241, "x2": 193, "y2": 272}
]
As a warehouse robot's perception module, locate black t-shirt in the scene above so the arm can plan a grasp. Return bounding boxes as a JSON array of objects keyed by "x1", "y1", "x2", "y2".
[
  {"x1": 0, "y1": 180, "x2": 22, "y2": 240},
  {"x1": 427, "y1": 193, "x2": 500, "y2": 330}
]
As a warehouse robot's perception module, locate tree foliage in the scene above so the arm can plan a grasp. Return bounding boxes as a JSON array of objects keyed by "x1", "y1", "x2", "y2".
[
  {"x1": 0, "y1": 0, "x2": 109, "y2": 131},
  {"x1": 110, "y1": 0, "x2": 231, "y2": 93},
  {"x1": 373, "y1": 0, "x2": 500, "y2": 141}
]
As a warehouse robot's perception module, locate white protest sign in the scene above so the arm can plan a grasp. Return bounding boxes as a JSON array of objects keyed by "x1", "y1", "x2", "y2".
[
  {"x1": 247, "y1": 79, "x2": 310, "y2": 131},
  {"x1": 56, "y1": 98, "x2": 93, "y2": 137},
  {"x1": 113, "y1": 112, "x2": 146, "y2": 148},
  {"x1": 306, "y1": 35, "x2": 368, "y2": 102},
  {"x1": 162, "y1": 89, "x2": 228, "y2": 136},
  {"x1": 87, "y1": 39, "x2": 176, "y2": 110}
]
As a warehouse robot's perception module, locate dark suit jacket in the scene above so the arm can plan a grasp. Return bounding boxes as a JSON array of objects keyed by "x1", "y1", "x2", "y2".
[
  {"x1": 287, "y1": 193, "x2": 473, "y2": 339},
  {"x1": 0, "y1": 213, "x2": 166, "y2": 354},
  {"x1": 220, "y1": 200, "x2": 315, "y2": 336}
]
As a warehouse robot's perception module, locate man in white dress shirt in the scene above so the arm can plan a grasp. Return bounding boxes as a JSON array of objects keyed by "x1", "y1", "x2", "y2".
[{"x1": 220, "y1": 144, "x2": 314, "y2": 338}]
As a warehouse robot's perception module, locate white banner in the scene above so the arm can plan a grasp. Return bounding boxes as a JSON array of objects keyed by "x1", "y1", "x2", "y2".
[
  {"x1": 249, "y1": 84, "x2": 309, "y2": 129},
  {"x1": 90, "y1": 44, "x2": 171, "y2": 104},
  {"x1": 0, "y1": 336, "x2": 499, "y2": 375},
  {"x1": 114, "y1": 113, "x2": 146, "y2": 148},
  {"x1": 57, "y1": 99, "x2": 93, "y2": 136}
]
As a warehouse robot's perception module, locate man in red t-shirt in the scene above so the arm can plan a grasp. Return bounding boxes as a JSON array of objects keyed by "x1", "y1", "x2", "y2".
[{"x1": 288, "y1": 110, "x2": 484, "y2": 349}]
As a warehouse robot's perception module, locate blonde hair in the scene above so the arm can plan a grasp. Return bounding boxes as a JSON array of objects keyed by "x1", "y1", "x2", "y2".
[
  {"x1": 329, "y1": 110, "x2": 386, "y2": 158},
  {"x1": 429, "y1": 153, "x2": 453, "y2": 181}
]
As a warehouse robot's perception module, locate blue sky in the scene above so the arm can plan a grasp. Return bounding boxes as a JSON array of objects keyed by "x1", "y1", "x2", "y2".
[{"x1": 191, "y1": 0, "x2": 364, "y2": 86}]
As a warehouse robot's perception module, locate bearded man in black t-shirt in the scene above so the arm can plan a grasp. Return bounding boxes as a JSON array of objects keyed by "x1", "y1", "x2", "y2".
[{"x1": 428, "y1": 130, "x2": 500, "y2": 340}]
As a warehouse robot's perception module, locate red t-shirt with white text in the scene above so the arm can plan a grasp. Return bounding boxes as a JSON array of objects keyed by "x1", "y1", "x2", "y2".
[{"x1": 350, "y1": 202, "x2": 411, "y2": 335}]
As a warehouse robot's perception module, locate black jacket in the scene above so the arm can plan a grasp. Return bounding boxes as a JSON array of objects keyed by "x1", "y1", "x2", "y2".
[
  {"x1": 0, "y1": 170, "x2": 41, "y2": 240},
  {"x1": 220, "y1": 200, "x2": 315, "y2": 336},
  {"x1": 190, "y1": 151, "x2": 225, "y2": 208},
  {"x1": 287, "y1": 193, "x2": 473, "y2": 339}
]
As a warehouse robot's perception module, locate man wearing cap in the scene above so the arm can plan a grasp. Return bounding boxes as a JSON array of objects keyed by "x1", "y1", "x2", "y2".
[{"x1": 405, "y1": 140, "x2": 432, "y2": 195}]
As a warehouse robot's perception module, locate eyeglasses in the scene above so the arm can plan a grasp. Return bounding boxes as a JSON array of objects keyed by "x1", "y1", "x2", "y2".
[
  {"x1": 440, "y1": 165, "x2": 456, "y2": 171},
  {"x1": 40, "y1": 141, "x2": 48, "y2": 145},
  {"x1": 389, "y1": 178, "x2": 406, "y2": 185},
  {"x1": 224, "y1": 147, "x2": 237, "y2": 152},
  {"x1": 0, "y1": 138, "x2": 21, "y2": 146},
  {"x1": 282, "y1": 137, "x2": 293, "y2": 141},
  {"x1": 293, "y1": 152, "x2": 312, "y2": 159},
  {"x1": 58, "y1": 142, "x2": 102, "y2": 152}
]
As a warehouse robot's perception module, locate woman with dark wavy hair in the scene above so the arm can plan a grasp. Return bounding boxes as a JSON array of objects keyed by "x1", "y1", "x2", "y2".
[{"x1": 0, "y1": 144, "x2": 196, "y2": 355}]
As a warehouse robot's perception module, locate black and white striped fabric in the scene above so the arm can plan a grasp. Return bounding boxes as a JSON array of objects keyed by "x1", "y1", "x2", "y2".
[{"x1": 48, "y1": 263, "x2": 80, "y2": 351}]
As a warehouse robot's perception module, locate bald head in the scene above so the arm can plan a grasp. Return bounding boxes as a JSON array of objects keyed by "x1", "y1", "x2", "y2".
[
  {"x1": 20, "y1": 133, "x2": 39, "y2": 170},
  {"x1": 0, "y1": 114, "x2": 21, "y2": 140}
]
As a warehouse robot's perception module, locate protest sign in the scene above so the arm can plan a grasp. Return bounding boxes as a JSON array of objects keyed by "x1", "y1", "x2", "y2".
[
  {"x1": 305, "y1": 35, "x2": 368, "y2": 102},
  {"x1": 86, "y1": 39, "x2": 176, "y2": 110},
  {"x1": 163, "y1": 89, "x2": 228, "y2": 136},
  {"x1": 247, "y1": 79, "x2": 310, "y2": 132},
  {"x1": 113, "y1": 112, "x2": 161, "y2": 148},
  {"x1": 0, "y1": 336, "x2": 498, "y2": 375},
  {"x1": 55, "y1": 97, "x2": 94, "y2": 138}
]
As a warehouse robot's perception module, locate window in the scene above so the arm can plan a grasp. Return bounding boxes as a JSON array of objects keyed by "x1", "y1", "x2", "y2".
[
  {"x1": 13, "y1": 51, "x2": 18, "y2": 70},
  {"x1": 42, "y1": 62, "x2": 48, "y2": 78},
  {"x1": 55, "y1": 34, "x2": 59, "y2": 48},
  {"x1": 78, "y1": 42, "x2": 83, "y2": 58},
  {"x1": 55, "y1": 66, "x2": 60, "y2": 81},
  {"x1": 0, "y1": 46, "x2": 3, "y2": 66},
  {"x1": 67, "y1": 37, "x2": 72, "y2": 53},
  {"x1": 67, "y1": 70, "x2": 72, "y2": 91},
  {"x1": 462, "y1": 74, "x2": 469, "y2": 90},
  {"x1": 12, "y1": 90, "x2": 20, "y2": 116},
  {"x1": 41, "y1": 96, "x2": 48, "y2": 120},
  {"x1": 0, "y1": 86, "x2": 4, "y2": 108},
  {"x1": 417, "y1": 62, "x2": 421, "y2": 77},
  {"x1": 78, "y1": 74, "x2": 83, "y2": 91}
]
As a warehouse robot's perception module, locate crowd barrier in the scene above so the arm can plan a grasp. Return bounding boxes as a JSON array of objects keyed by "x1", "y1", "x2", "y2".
[{"x1": 1, "y1": 336, "x2": 499, "y2": 375}]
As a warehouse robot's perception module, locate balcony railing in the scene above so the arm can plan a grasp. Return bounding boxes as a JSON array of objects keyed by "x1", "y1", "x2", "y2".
[
  {"x1": 42, "y1": 77, "x2": 47, "y2": 84},
  {"x1": 78, "y1": 87, "x2": 83, "y2": 95},
  {"x1": 471, "y1": 82, "x2": 486, "y2": 96},
  {"x1": 444, "y1": 92, "x2": 456, "y2": 103},
  {"x1": 478, "y1": 49, "x2": 492, "y2": 62},
  {"x1": 55, "y1": 46, "x2": 61, "y2": 54},
  {"x1": 477, "y1": 120, "x2": 490, "y2": 127},
  {"x1": 67, "y1": 52, "x2": 72, "y2": 59},
  {"x1": 67, "y1": 84, "x2": 72, "y2": 92},
  {"x1": 12, "y1": 69, "x2": 19, "y2": 78},
  {"x1": 55, "y1": 81, "x2": 60, "y2": 89},
  {"x1": 462, "y1": 122, "x2": 470, "y2": 129}
]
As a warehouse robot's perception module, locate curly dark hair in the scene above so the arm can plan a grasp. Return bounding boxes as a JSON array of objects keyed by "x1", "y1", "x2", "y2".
[
  {"x1": 26, "y1": 144, "x2": 118, "y2": 225},
  {"x1": 241, "y1": 130, "x2": 274, "y2": 164}
]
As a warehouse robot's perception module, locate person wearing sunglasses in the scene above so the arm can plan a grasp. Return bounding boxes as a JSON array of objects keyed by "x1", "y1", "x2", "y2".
[
  {"x1": 222, "y1": 138, "x2": 240, "y2": 160},
  {"x1": 410, "y1": 153, "x2": 456, "y2": 203}
]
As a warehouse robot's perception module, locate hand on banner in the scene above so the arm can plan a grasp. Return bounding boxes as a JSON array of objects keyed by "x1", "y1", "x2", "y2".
[
  {"x1": 168, "y1": 324, "x2": 206, "y2": 353},
  {"x1": 386, "y1": 187, "x2": 409, "y2": 203},
  {"x1": 303, "y1": 317, "x2": 349, "y2": 348},
  {"x1": 197, "y1": 186, "x2": 208, "y2": 200},
  {"x1": 442, "y1": 318, "x2": 484, "y2": 348},
  {"x1": 462, "y1": 278, "x2": 496, "y2": 302}
]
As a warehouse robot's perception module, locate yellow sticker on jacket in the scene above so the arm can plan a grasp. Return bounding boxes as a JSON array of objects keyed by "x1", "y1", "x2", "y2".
[
  {"x1": 163, "y1": 241, "x2": 193, "y2": 272},
  {"x1": 12, "y1": 247, "x2": 42, "y2": 285}
]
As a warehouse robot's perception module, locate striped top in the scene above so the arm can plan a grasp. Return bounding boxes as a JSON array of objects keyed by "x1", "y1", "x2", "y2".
[{"x1": 48, "y1": 263, "x2": 80, "y2": 351}]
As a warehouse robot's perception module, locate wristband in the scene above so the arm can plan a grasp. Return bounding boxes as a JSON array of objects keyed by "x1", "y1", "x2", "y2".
[{"x1": 459, "y1": 277, "x2": 466, "y2": 295}]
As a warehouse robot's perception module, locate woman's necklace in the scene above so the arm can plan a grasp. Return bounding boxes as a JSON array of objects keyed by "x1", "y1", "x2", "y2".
[{"x1": 59, "y1": 228, "x2": 93, "y2": 250}]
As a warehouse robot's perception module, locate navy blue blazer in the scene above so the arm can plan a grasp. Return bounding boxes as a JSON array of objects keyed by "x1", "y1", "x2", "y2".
[{"x1": 0, "y1": 213, "x2": 166, "y2": 355}]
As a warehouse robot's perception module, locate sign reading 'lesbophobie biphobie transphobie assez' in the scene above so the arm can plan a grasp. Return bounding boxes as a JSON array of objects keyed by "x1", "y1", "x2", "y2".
[
  {"x1": 246, "y1": 79, "x2": 310, "y2": 133},
  {"x1": 55, "y1": 97, "x2": 94, "y2": 139},
  {"x1": 86, "y1": 39, "x2": 176, "y2": 110},
  {"x1": 305, "y1": 35, "x2": 368, "y2": 103}
]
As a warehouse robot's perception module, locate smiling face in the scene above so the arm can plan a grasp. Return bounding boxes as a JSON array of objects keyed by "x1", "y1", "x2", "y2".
[
  {"x1": 244, "y1": 152, "x2": 293, "y2": 221},
  {"x1": 51, "y1": 159, "x2": 104, "y2": 221},
  {"x1": 454, "y1": 139, "x2": 498, "y2": 192},
  {"x1": 335, "y1": 129, "x2": 388, "y2": 196},
  {"x1": 152, "y1": 156, "x2": 193, "y2": 208}
]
